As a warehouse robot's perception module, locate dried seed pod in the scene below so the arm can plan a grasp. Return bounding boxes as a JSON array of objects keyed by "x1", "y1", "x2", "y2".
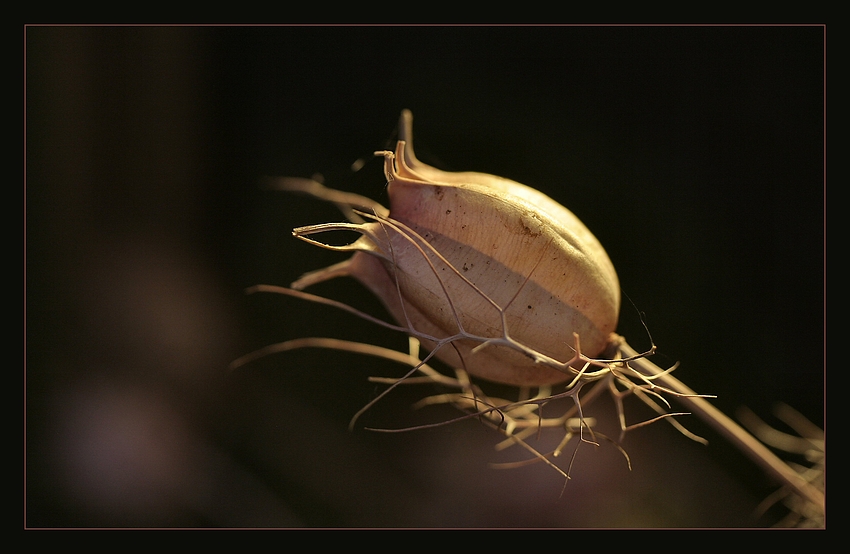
[
  {"x1": 282, "y1": 110, "x2": 620, "y2": 387},
  {"x1": 237, "y1": 111, "x2": 827, "y2": 516}
]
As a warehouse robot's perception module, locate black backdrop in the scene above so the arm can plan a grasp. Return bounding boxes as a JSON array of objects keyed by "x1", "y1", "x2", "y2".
[{"x1": 26, "y1": 25, "x2": 824, "y2": 528}]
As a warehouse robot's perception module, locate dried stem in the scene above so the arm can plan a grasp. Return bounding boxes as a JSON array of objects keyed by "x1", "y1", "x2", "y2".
[{"x1": 618, "y1": 339, "x2": 824, "y2": 512}]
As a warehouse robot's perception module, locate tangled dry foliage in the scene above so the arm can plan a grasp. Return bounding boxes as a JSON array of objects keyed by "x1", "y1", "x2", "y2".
[
  {"x1": 234, "y1": 316, "x2": 714, "y2": 479},
  {"x1": 233, "y1": 328, "x2": 824, "y2": 527}
]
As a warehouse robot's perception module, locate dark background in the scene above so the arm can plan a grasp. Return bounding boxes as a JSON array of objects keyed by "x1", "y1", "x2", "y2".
[{"x1": 26, "y1": 25, "x2": 824, "y2": 528}]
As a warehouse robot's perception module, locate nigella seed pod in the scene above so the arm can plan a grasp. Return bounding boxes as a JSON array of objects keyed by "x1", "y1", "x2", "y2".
[
  {"x1": 279, "y1": 110, "x2": 620, "y2": 387},
  {"x1": 236, "y1": 111, "x2": 827, "y2": 515}
]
